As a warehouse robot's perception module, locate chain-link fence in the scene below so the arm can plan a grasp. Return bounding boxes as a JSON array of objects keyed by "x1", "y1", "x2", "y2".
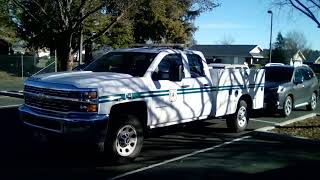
[{"x1": 0, "y1": 54, "x2": 57, "y2": 91}]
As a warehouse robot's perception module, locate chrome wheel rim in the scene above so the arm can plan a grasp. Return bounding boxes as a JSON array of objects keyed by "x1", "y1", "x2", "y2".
[
  {"x1": 237, "y1": 106, "x2": 247, "y2": 127},
  {"x1": 284, "y1": 97, "x2": 292, "y2": 116},
  {"x1": 311, "y1": 93, "x2": 317, "y2": 110},
  {"x1": 116, "y1": 125, "x2": 137, "y2": 157}
]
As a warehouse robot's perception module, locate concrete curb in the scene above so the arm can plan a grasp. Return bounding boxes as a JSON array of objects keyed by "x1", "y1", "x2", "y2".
[
  {"x1": 0, "y1": 104, "x2": 22, "y2": 109},
  {"x1": 0, "y1": 91, "x2": 24, "y2": 99},
  {"x1": 252, "y1": 113, "x2": 320, "y2": 145}
]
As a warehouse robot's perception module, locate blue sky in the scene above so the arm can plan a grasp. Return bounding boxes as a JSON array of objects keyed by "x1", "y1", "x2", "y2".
[{"x1": 194, "y1": 0, "x2": 320, "y2": 50}]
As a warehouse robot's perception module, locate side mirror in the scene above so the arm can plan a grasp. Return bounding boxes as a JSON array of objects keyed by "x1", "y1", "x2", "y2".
[
  {"x1": 294, "y1": 76, "x2": 303, "y2": 84},
  {"x1": 169, "y1": 64, "x2": 183, "y2": 82}
]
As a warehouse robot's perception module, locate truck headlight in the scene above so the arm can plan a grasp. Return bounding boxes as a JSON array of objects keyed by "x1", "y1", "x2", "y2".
[
  {"x1": 277, "y1": 86, "x2": 285, "y2": 93},
  {"x1": 80, "y1": 104, "x2": 98, "y2": 112},
  {"x1": 87, "y1": 104, "x2": 98, "y2": 112},
  {"x1": 81, "y1": 91, "x2": 98, "y2": 99}
]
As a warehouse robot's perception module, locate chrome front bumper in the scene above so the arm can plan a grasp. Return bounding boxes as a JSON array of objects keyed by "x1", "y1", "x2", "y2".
[{"x1": 19, "y1": 105, "x2": 109, "y2": 143}]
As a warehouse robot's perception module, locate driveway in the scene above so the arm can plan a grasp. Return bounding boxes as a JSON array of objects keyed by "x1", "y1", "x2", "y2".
[{"x1": 0, "y1": 105, "x2": 319, "y2": 179}]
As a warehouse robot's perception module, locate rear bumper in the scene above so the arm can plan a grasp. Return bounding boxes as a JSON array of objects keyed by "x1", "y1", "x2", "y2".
[
  {"x1": 264, "y1": 93, "x2": 286, "y2": 110},
  {"x1": 264, "y1": 91, "x2": 282, "y2": 110},
  {"x1": 19, "y1": 105, "x2": 109, "y2": 144}
]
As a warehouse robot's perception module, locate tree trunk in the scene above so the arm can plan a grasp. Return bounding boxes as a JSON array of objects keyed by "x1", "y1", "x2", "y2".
[
  {"x1": 56, "y1": 33, "x2": 74, "y2": 71},
  {"x1": 84, "y1": 42, "x2": 93, "y2": 64},
  {"x1": 56, "y1": 45, "x2": 74, "y2": 71}
]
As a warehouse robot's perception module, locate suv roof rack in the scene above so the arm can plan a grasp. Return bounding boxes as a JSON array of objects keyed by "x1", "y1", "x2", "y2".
[
  {"x1": 131, "y1": 44, "x2": 187, "y2": 50},
  {"x1": 265, "y1": 63, "x2": 285, "y2": 67}
]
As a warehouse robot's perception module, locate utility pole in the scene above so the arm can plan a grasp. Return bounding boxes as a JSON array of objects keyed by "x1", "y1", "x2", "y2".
[
  {"x1": 268, "y1": 10, "x2": 273, "y2": 63},
  {"x1": 21, "y1": 54, "x2": 23, "y2": 79},
  {"x1": 55, "y1": 49, "x2": 57, "y2": 72},
  {"x1": 79, "y1": 8, "x2": 84, "y2": 65}
]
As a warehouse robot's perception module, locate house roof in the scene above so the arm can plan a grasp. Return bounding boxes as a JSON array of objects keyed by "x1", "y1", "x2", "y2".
[
  {"x1": 315, "y1": 56, "x2": 320, "y2": 63},
  {"x1": 291, "y1": 50, "x2": 306, "y2": 61},
  {"x1": 190, "y1": 45, "x2": 262, "y2": 58}
]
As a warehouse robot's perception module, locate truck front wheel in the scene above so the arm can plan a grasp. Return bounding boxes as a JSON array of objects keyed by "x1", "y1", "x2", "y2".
[
  {"x1": 105, "y1": 115, "x2": 144, "y2": 163},
  {"x1": 226, "y1": 100, "x2": 249, "y2": 132}
]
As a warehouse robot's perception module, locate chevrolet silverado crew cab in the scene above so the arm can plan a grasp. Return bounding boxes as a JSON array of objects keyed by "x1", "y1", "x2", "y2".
[{"x1": 19, "y1": 47, "x2": 265, "y2": 161}]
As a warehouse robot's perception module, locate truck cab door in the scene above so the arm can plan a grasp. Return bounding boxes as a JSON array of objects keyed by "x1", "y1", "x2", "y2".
[{"x1": 150, "y1": 53, "x2": 185, "y2": 126}]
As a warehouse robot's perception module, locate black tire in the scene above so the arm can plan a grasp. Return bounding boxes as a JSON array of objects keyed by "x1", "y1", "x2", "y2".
[
  {"x1": 306, "y1": 92, "x2": 317, "y2": 111},
  {"x1": 280, "y1": 96, "x2": 293, "y2": 117},
  {"x1": 226, "y1": 100, "x2": 249, "y2": 133},
  {"x1": 104, "y1": 115, "x2": 144, "y2": 163}
]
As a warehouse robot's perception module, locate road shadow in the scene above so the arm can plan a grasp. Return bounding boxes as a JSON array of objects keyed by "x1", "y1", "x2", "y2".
[
  {"x1": 126, "y1": 139, "x2": 320, "y2": 180},
  {"x1": 0, "y1": 108, "x2": 245, "y2": 180},
  {"x1": 1, "y1": 107, "x2": 320, "y2": 180}
]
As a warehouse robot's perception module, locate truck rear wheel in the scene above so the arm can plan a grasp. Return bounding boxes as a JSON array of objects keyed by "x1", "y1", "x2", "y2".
[
  {"x1": 104, "y1": 115, "x2": 144, "y2": 163},
  {"x1": 226, "y1": 100, "x2": 249, "y2": 132}
]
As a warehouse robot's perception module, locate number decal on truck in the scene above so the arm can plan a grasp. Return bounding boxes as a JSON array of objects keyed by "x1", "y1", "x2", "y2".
[{"x1": 169, "y1": 89, "x2": 178, "y2": 102}]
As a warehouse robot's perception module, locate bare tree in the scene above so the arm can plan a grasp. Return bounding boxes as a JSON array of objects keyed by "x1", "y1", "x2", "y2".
[
  {"x1": 11, "y1": 0, "x2": 139, "y2": 71},
  {"x1": 273, "y1": 0, "x2": 320, "y2": 28},
  {"x1": 285, "y1": 30, "x2": 309, "y2": 51},
  {"x1": 218, "y1": 34, "x2": 235, "y2": 45}
]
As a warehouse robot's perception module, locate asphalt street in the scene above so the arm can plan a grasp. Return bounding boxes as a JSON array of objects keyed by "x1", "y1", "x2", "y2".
[{"x1": 0, "y1": 104, "x2": 319, "y2": 180}]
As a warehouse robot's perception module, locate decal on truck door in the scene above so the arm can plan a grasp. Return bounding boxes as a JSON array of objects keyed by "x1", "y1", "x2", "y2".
[{"x1": 169, "y1": 89, "x2": 178, "y2": 102}]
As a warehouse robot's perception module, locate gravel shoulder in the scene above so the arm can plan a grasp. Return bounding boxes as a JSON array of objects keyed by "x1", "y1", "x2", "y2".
[{"x1": 272, "y1": 115, "x2": 320, "y2": 140}]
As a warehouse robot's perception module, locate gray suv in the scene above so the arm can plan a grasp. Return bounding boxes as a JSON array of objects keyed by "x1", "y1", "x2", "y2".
[{"x1": 263, "y1": 64, "x2": 318, "y2": 117}]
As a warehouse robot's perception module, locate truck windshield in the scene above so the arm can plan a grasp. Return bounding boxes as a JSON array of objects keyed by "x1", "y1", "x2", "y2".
[
  {"x1": 263, "y1": 67, "x2": 294, "y2": 83},
  {"x1": 83, "y1": 52, "x2": 157, "y2": 77}
]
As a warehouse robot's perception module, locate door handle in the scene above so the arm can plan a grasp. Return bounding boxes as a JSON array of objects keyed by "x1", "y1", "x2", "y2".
[
  {"x1": 181, "y1": 85, "x2": 190, "y2": 88},
  {"x1": 203, "y1": 84, "x2": 210, "y2": 87}
]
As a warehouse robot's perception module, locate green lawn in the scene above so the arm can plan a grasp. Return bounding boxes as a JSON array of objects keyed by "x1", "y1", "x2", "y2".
[
  {"x1": 0, "y1": 71, "x2": 25, "y2": 91},
  {"x1": 0, "y1": 96, "x2": 24, "y2": 107},
  {"x1": 0, "y1": 79, "x2": 24, "y2": 91}
]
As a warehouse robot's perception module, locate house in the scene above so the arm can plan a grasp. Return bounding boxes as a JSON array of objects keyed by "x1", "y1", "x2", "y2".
[
  {"x1": 289, "y1": 50, "x2": 306, "y2": 67},
  {"x1": 315, "y1": 56, "x2": 320, "y2": 64},
  {"x1": 190, "y1": 45, "x2": 265, "y2": 65}
]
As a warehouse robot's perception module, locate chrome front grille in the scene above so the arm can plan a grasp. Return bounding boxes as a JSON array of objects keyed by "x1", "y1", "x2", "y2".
[
  {"x1": 24, "y1": 86, "x2": 91, "y2": 113},
  {"x1": 24, "y1": 85, "x2": 78, "y2": 98}
]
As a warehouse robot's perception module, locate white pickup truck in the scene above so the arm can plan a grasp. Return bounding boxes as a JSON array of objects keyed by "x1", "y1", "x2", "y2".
[{"x1": 19, "y1": 47, "x2": 265, "y2": 161}]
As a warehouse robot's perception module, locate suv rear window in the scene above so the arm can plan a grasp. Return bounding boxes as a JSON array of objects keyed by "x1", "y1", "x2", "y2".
[{"x1": 263, "y1": 67, "x2": 294, "y2": 83}]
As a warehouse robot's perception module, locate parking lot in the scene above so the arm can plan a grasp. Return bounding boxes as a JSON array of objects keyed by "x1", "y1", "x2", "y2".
[{"x1": 0, "y1": 105, "x2": 319, "y2": 180}]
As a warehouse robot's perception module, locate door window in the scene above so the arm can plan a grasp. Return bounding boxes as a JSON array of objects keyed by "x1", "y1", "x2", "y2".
[
  {"x1": 301, "y1": 68, "x2": 310, "y2": 80},
  {"x1": 153, "y1": 54, "x2": 184, "y2": 80},
  {"x1": 294, "y1": 69, "x2": 304, "y2": 82},
  {"x1": 186, "y1": 54, "x2": 205, "y2": 78}
]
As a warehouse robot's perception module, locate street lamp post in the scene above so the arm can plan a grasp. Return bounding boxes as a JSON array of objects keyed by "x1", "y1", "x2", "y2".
[{"x1": 268, "y1": 10, "x2": 273, "y2": 63}]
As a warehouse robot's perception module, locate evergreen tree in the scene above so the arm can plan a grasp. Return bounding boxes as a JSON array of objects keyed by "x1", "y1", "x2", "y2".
[{"x1": 272, "y1": 32, "x2": 287, "y2": 63}]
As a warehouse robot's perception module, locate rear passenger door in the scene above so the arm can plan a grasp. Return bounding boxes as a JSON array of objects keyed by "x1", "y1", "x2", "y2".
[
  {"x1": 292, "y1": 69, "x2": 306, "y2": 106},
  {"x1": 183, "y1": 54, "x2": 212, "y2": 118},
  {"x1": 301, "y1": 67, "x2": 314, "y2": 103}
]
